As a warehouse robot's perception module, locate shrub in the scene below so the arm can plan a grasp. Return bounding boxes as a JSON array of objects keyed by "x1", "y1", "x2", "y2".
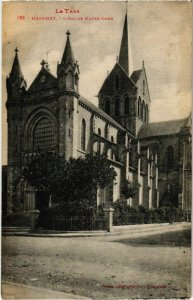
[{"x1": 112, "y1": 201, "x2": 185, "y2": 226}]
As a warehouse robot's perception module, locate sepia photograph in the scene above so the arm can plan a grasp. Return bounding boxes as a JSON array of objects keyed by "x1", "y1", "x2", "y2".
[{"x1": 2, "y1": 1, "x2": 192, "y2": 299}]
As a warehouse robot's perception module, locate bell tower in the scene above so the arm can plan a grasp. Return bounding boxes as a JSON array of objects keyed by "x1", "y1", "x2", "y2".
[
  {"x1": 57, "y1": 31, "x2": 80, "y2": 159},
  {"x1": 6, "y1": 48, "x2": 27, "y2": 212}
]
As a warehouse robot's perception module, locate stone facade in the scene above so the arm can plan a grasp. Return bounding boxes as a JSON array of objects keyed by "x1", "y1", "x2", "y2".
[{"x1": 5, "y1": 14, "x2": 191, "y2": 215}]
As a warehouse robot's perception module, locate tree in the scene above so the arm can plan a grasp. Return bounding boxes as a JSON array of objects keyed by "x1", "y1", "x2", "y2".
[
  {"x1": 23, "y1": 152, "x2": 117, "y2": 216},
  {"x1": 121, "y1": 179, "x2": 137, "y2": 199}
]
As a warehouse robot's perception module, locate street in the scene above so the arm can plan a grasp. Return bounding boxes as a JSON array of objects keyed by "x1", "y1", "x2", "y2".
[{"x1": 2, "y1": 224, "x2": 191, "y2": 299}]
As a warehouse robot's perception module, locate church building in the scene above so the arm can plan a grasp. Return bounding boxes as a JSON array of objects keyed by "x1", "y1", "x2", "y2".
[{"x1": 6, "y1": 13, "x2": 191, "y2": 216}]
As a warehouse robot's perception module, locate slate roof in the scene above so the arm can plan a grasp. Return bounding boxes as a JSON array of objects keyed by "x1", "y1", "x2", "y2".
[
  {"x1": 130, "y1": 69, "x2": 142, "y2": 83},
  {"x1": 79, "y1": 95, "x2": 127, "y2": 131},
  {"x1": 138, "y1": 118, "x2": 188, "y2": 139}
]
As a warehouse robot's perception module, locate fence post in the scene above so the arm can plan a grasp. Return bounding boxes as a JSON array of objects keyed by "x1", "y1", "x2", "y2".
[
  {"x1": 104, "y1": 207, "x2": 114, "y2": 232},
  {"x1": 29, "y1": 210, "x2": 40, "y2": 231}
]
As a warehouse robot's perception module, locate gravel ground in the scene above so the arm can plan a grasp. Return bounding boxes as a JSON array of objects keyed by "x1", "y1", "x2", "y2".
[{"x1": 2, "y1": 227, "x2": 191, "y2": 299}]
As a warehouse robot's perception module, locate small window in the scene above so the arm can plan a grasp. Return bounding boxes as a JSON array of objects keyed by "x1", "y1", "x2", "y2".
[
  {"x1": 104, "y1": 124, "x2": 108, "y2": 139},
  {"x1": 111, "y1": 136, "x2": 114, "y2": 143},
  {"x1": 129, "y1": 150, "x2": 133, "y2": 167}
]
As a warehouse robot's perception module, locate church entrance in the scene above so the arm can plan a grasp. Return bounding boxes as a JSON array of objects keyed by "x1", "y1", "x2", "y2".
[{"x1": 35, "y1": 191, "x2": 49, "y2": 211}]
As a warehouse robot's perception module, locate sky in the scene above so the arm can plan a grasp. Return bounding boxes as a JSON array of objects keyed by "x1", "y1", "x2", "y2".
[{"x1": 2, "y1": 1, "x2": 192, "y2": 164}]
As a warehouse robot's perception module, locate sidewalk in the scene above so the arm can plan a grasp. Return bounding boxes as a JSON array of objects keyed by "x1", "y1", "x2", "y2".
[
  {"x1": 2, "y1": 222, "x2": 191, "y2": 238},
  {"x1": 2, "y1": 281, "x2": 91, "y2": 299}
]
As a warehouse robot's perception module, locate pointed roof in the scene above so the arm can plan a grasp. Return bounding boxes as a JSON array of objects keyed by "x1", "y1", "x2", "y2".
[
  {"x1": 118, "y1": 14, "x2": 129, "y2": 75},
  {"x1": 28, "y1": 66, "x2": 57, "y2": 93},
  {"x1": 61, "y1": 30, "x2": 75, "y2": 66},
  {"x1": 10, "y1": 48, "x2": 23, "y2": 80},
  {"x1": 98, "y1": 62, "x2": 136, "y2": 97},
  {"x1": 130, "y1": 69, "x2": 142, "y2": 84}
]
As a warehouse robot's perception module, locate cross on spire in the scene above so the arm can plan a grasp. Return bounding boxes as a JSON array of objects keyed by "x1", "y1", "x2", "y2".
[
  {"x1": 40, "y1": 59, "x2": 46, "y2": 67},
  {"x1": 66, "y1": 30, "x2": 71, "y2": 38},
  {"x1": 15, "y1": 47, "x2": 19, "y2": 53}
]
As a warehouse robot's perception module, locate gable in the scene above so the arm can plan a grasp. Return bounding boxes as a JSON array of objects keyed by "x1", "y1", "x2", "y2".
[
  {"x1": 98, "y1": 63, "x2": 136, "y2": 97},
  {"x1": 28, "y1": 68, "x2": 57, "y2": 93},
  {"x1": 131, "y1": 67, "x2": 151, "y2": 103}
]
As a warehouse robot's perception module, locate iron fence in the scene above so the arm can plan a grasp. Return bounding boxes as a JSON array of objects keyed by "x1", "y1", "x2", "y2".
[
  {"x1": 51, "y1": 216, "x2": 106, "y2": 231},
  {"x1": 113, "y1": 213, "x2": 145, "y2": 226}
]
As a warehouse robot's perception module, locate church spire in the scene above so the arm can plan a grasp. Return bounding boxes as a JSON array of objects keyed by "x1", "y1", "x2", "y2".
[
  {"x1": 61, "y1": 30, "x2": 75, "y2": 66},
  {"x1": 57, "y1": 31, "x2": 80, "y2": 92},
  {"x1": 10, "y1": 48, "x2": 23, "y2": 81},
  {"x1": 118, "y1": 13, "x2": 129, "y2": 75},
  {"x1": 6, "y1": 48, "x2": 27, "y2": 98}
]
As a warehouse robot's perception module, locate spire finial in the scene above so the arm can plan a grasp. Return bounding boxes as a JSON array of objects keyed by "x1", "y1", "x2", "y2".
[
  {"x1": 142, "y1": 60, "x2": 145, "y2": 68},
  {"x1": 40, "y1": 59, "x2": 46, "y2": 67},
  {"x1": 116, "y1": 55, "x2": 119, "y2": 62},
  {"x1": 125, "y1": 0, "x2": 128, "y2": 14},
  {"x1": 15, "y1": 47, "x2": 19, "y2": 54},
  {"x1": 66, "y1": 30, "x2": 71, "y2": 38}
]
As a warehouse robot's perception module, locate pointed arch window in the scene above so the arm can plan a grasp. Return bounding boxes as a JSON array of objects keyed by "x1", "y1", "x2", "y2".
[
  {"x1": 115, "y1": 98, "x2": 120, "y2": 117},
  {"x1": 143, "y1": 80, "x2": 145, "y2": 96},
  {"x1": 145, "y1": 104, "x2": 149, "y2": 122},
  {"x1": 110, "y1": 149, "x2": 114, "y2": 160},
  {"x1": 75, "y1": 73, "x2": 79, "y2": 86},
  {"x1": 124, "y1": 97, "x2": 130, "y2": 115},
  {"x1": 33, "y1": 117, "x2": 56, "y2": 151},
  {"x1": 81, "y1": 119, "x2": 86, "y2": 151},
  {"x1": 167, "y1": 146, "x2": 174, "y2": 169},
  {"x1": 105, "y1": 99, "x2": 110, "y2": 115},
  {"x1": 142, "y1": 101, "x2": 145, "y2": 120},
  {"x1": 140, "y1": 100, "x2": 144, "y2": 119},
  {"x1": 97, "y1": 128, "x2": 101, "y2": 154},
  {"x1": 66, "y1": 70, "x2": 73, "y2": 89},
  {"x1": 105, "y1": 124, "x2": 108, "y2": 139},
  {"x1": 138, "y1": 97, "x2": 141, "y2": 117}
]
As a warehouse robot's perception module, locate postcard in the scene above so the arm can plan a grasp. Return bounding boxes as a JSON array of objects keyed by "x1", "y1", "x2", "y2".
[{"x1": 2, "y1": 1, "x2": 192, "y2": 299}]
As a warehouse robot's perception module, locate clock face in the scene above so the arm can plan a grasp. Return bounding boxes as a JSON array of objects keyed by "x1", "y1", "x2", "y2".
[{"x1": 40, "y1": 75, "x2": 46, "y2": 83}]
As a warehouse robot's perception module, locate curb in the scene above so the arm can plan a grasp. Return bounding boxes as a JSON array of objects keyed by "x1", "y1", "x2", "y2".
[{"x1": 2, "y1": 223, "x2": 190, "y2": 238}]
